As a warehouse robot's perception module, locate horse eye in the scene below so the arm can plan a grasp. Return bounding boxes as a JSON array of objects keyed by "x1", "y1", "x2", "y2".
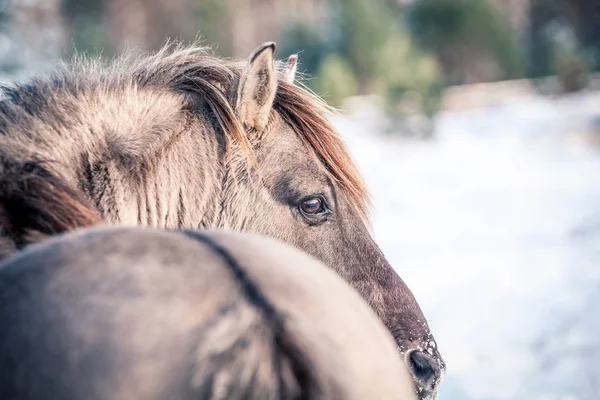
[{"x1": 300, "y1": 197, "x2": 325, "y2": 215}]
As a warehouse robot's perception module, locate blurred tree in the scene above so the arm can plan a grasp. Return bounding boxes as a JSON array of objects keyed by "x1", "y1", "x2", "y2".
[
  {"x1": 61, "y1": 0, "x2": 112, "y2": 55},
  {"x1": 315, "y1": 53, "x2": 358, "y2": 107},
  {"x1": 527, "y1": 0, "x2": 558, "y2": 78},
  {"x1": 196, "y1": 0, "x2": 231, "y2": 55},
  {"x1": 406, "y1": 0, "x2": 525, "y2": 84},
  {"x1": 279, "y1": 21, "x2": 333, "y2": 86},
  {"x1": 553, "y1": 33, "x2": 589, "y2": 92},
  {"x1": 61, "y1": 0, "x2": 203, "y2": 56},
  {"x1": 281, "y1": 0, "x2": 445, "y2": 134},
  {"x1": 571, "y1": 0, "x2": 600, "y2": 71},
  {"x1": 378, "y1": 34, "x2": 442, "y2": 115},
  {"x1": 106, "y1": 0, "x2": 200, "y2": 53},
  {"x1": 528, "y1": 0, "x2": 599, "y2": 80},
  {"x1": 376, "y1": 30, "x2": 443, "y2": 137},
  {"x1": 0, "y1": 2, "x2": 17, "y2": 74},
  {"x1": 0, "y1": 3, "x2": 8, "y2": 28},
  {"x1": 1, "y1": 0, "x2": 66, "y2": 74},
  {"x1": 330, "y1": 0, "x2": 396, "y2": 94}
]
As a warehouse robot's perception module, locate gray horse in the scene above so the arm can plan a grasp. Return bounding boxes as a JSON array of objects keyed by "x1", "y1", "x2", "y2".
[
  {"x1": 0, "y1": 41, "x2": 444, "y2": 396},
  {"x1": 0, "y1": 226, "x2": 418, "y2": 400}
]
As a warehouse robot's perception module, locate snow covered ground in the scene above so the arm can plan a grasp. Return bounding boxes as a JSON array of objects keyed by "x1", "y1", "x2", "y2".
[{"x1": 334, "y1": 92, "x2": 600, "y2": 400}]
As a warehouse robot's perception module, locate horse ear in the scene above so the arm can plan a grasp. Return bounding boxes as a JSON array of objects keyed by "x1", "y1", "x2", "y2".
[
  {"x1": 283, "y1": 54, "x2": 298, "y2": 84},
  {"x1": 236, "y1": 42, "x2": 278, "y2": 131}
]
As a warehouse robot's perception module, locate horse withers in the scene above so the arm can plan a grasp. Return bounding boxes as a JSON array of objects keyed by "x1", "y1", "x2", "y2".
[
  {"x1": 0, "y1": 41, "x2": 444, "y2": 396},
  {"x1": 0, "y1": 226, "x2": 417, "y2": 400}
]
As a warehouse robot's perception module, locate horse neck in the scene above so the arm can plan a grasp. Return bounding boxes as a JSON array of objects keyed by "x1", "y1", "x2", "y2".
[
  {"x1": 30, "y1": 88, "x2": 228, "y2": 230},
  {"x1": 115, "y1": 117, "x2": 226, "y2": 230},
  {"x1": 109, "y1": 104, "x2": 234, "y2": 230},
  {"x1": 0, "y1": 78, "x2": 231, "y2": 230}
]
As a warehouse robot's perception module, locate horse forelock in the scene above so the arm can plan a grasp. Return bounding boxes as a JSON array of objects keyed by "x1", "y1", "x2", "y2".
[{"x1": 273, "y1": 82, "x2": 371, "y2": 223}]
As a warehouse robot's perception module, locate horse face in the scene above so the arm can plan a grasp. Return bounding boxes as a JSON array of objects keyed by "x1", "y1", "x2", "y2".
[{"x1": 220, "y1": 42, "x2": 446, "y2": 399}]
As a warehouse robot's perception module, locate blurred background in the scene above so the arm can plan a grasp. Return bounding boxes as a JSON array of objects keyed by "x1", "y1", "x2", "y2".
[{"x1": 1, "y1": 0, "x2": 599, "y2": 398}]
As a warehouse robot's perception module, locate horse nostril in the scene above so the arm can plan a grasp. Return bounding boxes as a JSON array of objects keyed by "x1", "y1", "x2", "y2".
[{"x1": 407, "y1": 350, "x2": 439, "y2": 389}]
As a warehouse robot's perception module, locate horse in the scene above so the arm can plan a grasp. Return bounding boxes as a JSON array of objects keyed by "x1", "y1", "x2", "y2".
[
  {"x1": 0, "y1": 226, "x2": 418, "y2": 400},
  {"x1": 0, "y1": 40, "x2": 444, "y2": 397}
]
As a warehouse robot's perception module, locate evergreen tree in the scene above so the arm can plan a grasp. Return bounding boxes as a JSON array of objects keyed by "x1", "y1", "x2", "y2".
[
  {"x1": 331, "y1": 0, "x2": 396, "y2": 94},
  {"x1": 406, "y1": 0, "x2": 524, "y2": 84}
]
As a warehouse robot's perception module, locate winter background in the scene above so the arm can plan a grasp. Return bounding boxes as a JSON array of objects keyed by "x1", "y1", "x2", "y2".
[
  {"x1": 1, "y1": 0, "x2": 600, "y2": 398},
  {"x1": 337, "y1": 93, "x2": 600, "y2": 399}
]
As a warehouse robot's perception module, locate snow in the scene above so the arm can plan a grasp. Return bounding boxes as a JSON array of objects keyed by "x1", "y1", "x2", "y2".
[{"x1": 333, "y1": 92, "x2": 600, "y2": 400}]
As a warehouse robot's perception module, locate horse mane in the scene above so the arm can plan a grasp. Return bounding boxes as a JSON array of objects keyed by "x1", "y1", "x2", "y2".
[
  {"x1": 115, "y1": 42, "x2": 370, "y2": 220},
  {"x1": 1, "y1": 41, "x2": 370, "y2": 221}
]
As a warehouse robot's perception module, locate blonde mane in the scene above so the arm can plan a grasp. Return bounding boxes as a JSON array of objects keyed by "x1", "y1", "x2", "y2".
[
  {"x1": 4, "y1": 41, "x2": 370, "y2": 221},
  {"x1": 106, "y1": 41, "x2": 371, "y2": 220}
]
